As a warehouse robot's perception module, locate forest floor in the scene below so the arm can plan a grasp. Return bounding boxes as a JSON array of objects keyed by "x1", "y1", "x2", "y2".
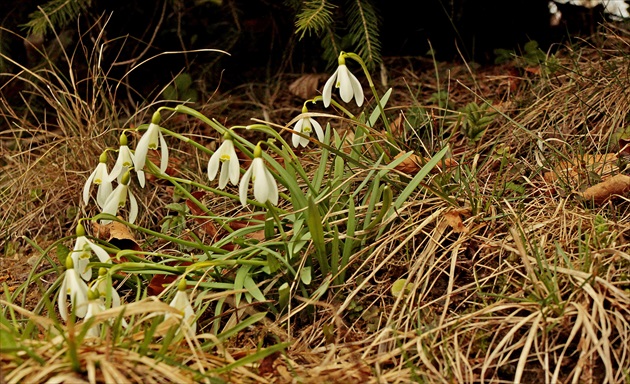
[{"x1": 1, "y1": 20, "x2": 630, "y2": 384}]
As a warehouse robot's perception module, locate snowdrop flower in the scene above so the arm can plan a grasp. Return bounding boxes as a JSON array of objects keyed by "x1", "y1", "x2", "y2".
[
  {"x1": 207, "y1": 133, "x2": 240, "y2": 189},
  {"x1": 101, "y1": 171, "x2": 138, "y2": 224},
  {"x1": 239, "y1": 144, "x2": 278, "y2": 207},
  {"x1": 134, "y1": 111, "x2": 169, "y2": 188},
  {"x1": 94, "y1": 268, "x2": 121, "y2": 309},
  {"x1": 58, "y1": 256, "x2": 89, "y2": 321},
  {"x1": 165, "y1": 278, "x2": 197, "y2": 336},
  {"x1": 292, "y1": 105, "x2": 324, "y2": 148},
  {"x1": 108, "y1": 133, "x2": 135, "y2": 184},
  {"x1": 71, "y1": 224, "x2": 111, "y2": 281},
  {"x1": 322, "y1": 52, "x2": 364, "y2": 108},
  {"x1": 84, "y1": 288, "x2": 106, "y2": 337},
  {"x1": 83, "y1": 151, "x2": 113, "y2": 209}
]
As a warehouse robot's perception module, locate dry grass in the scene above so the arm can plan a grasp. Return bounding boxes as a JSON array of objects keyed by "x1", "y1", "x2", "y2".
[{"x1": 2, "y1": 19, "x2": 630, "y2": 384}]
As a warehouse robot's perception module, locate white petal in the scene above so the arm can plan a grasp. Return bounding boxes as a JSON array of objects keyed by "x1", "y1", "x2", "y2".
[
  {"x1": 239, "y1": 165, "x2": 254, "y2": 207},
  {"x1": 67, "y1": 270, "x2": 89, "y2": 318},
  {"x1": 137, "y1": 170, "x2": 146, "y2": 188},
  {"x1": 264, "y1": 166, "x2": 279, "y2": 205},
  {"x1": 82, "y1": 168, "x2": 97, "y2": 205},
  {"x1": 58, "y1": 273, "x2": 69, "y2": 321},
  {"x1": 218, "y1": 160, "x2": 230, "y2": 189},
  {"x1": 337, "y1": 66, "x2": 354, "y2": 103},
  {"x1": 87, "y1": 239, "x2": 110, "y2": 263},
  {"x1": 292, "y1": 119, "x2": 304, "y2": 148},
  {"x1": 96, "y1": 181, "x2": 113, "y2": 209},
  {"x1": 207, "y1": 151, "x2": 221, "y2": 181},
  {"x1": 311, "y1": 118, "x2": 325, "y2": 142},
  {"x1": 96, "y1": 277, "x2": 121, "y2": 308},
  {"x1": 347, "y1": 69, "x2": 364, "y2": 106},
  {"x1": 128, "y1": 189, "x2": 138, "y2": 224},
  {"x1": 252, "y1": 159, "x2": 267, "y2": 203},
  {"x1": 84, "y1": 301, "x2": 104, "y2": 337},
  {"x1": 228, "y1": 153, "x2": 240, "y2": 186},
  {"x1": 77, "y1": 254, "x2": 92, "y2": 281},
  {"x1": 322, "y1": 68, "x2": 339, "y2": 108},
  {"x1": 134, "y1": 133, "x2": 151, "y2": 172},
  {"x1": 158, "y1": 131, "x2": 169, "y2": 173},
  {"x1": 101, "y1": 186, "x2": 123, "y2": 223}
]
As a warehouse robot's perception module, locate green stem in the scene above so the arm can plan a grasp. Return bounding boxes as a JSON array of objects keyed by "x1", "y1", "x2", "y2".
[
  {"x1": 91, "y1": 214, "x2": 227, "y2": 255},
  {"x1": 344, "y1": 52, "x2": 397, "y2": 154}
]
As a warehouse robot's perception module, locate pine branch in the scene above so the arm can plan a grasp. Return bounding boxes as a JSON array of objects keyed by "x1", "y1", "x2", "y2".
[
  {"x1": 294, "y1": 0, "x2": 337, "y2": 39},
  {"x1": 320, "y1": 26, "x2": 342, "y2": 70},
  {"x1": 346, "y1": 0, "x2": 381, "y2": 70},
  {"x1": 22, "y1": 0, "x2": 93, "y2": 37}
]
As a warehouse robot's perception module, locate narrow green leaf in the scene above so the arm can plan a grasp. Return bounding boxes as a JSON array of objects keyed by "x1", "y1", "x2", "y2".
[
  {"x1": 368, "y1": 88, "x2": 392, "y2": 127},
  {"x1": 306, "y1": 196, "x2": 329, "y2": 275},
  {"x1": 243, "y1": 276, "x2": 266, "y2": 303},
  {"x1": 393, "y1": 146, "x2": 449, "y2": 211}
]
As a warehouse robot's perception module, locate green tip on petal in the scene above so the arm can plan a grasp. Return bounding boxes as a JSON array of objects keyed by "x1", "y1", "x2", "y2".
[
  {"x1": 253, "y1": 143, "x2": 263, "y2": 158},
  {"x1": 98, "y1": 267, "x2": 107, "y2": 276},
  {"x1": 151, "y1": 111, "x2": 161, "y2": 125},
  {"x1": 99, "y1": 151, "x2": 109, "y2": 163},
  {"x1": 177, "y1": 278, "x2": 188, "y2": 291},
  {"x1": 65, "y1": 255, "x2": 74, "y2": 270},
  {"x1": 88, "y1": 288, "x2": 100, "y2": 300},
  {"x1": 121, "y1": 171, "x2": 131, "y2": 185},
  {"x1": 119, "y1": 133, "x2": 128, "y2": 146}
]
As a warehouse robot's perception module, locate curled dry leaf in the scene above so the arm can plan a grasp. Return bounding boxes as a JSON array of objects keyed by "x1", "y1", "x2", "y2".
[
  {"x1": 393, "y1": 152, "x2": 458, "y2": 175},
  {"x1": 443, "y1": 208, "x2": 471, "y2": 233},
  {"x1": 579, "y1": 173, "x2": 630, "y2": 204},
  {"x1": 543, "y1": 153, "x2": 618, "y2": 184},
  {"x1": 91, "y1": 218, "x2": 141, "y2": 254},
  {"x1": 288, "y1": 74, "x2": 327, "y2": 99}
]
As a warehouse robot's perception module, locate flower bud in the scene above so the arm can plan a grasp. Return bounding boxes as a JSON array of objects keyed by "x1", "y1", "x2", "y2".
[{"x1": 151, "y1": 111, "x2": 161, "y2": 125}]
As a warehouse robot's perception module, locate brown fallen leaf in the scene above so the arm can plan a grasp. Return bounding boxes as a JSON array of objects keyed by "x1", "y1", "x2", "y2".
[
  {"x1": 579, "y1": 173, "x2": 630, "y2": 204},
  {"x1": 544, "y1": 153, "x2": 618, "y2": 184},
  {"x1": 288, "y1": 74, "x2": 327, "y2": 99},
  {"x1": 393, "y1": 152, "x2": 458, "y2": 175},
  {"x1": 444, "y1": 208, "x2": 471, "y2": 233},
  {"x1": 91, "y1": 219, "x2": 141, "y2": 255}
]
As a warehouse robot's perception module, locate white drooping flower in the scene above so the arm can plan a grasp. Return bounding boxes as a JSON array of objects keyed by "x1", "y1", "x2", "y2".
[
  {"x1": 101, "y1": 171, "x2": 138, "y2": 224},
  {"x1": 94, "y1": 268, "x2": 121, "y2": 309},
  {"x1": 134, "y1": 111, "x2": 169, "y2": 188},
  {"x1": 239, "y1": 144, "x2": 278, "y2": 207},
  {"x1": 208, "y1": 136, "x2": 240, "y2": 189},
  {"x1": 322, "y1": 53, "x2": 364, "y2": 108},
  {"x1": 84, "y1": 288, "x2": 106, "y2": 338},
  {"x1": 83, "y1": 151, "x2": 113, "y2": 209},
  {"x1": 71, "y1": 224, "x2": 111, "y2": 281},
  {"x1": 58, "y1": 257, "x2": 89, "y2": 321},
  {"x1": 292, "y1": 105, "x2": 324, "y2": 148},
  {"x1": 108, "y1": 133, "x2": 136, "y2": 184},
  {"x1": 165, "y1": 278, "x2": 197, "y2": 336}
]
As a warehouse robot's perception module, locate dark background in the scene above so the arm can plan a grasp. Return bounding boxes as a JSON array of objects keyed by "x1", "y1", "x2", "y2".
[{"x1": 0, "y1": 0, "x2": 618, "y2": 97}]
